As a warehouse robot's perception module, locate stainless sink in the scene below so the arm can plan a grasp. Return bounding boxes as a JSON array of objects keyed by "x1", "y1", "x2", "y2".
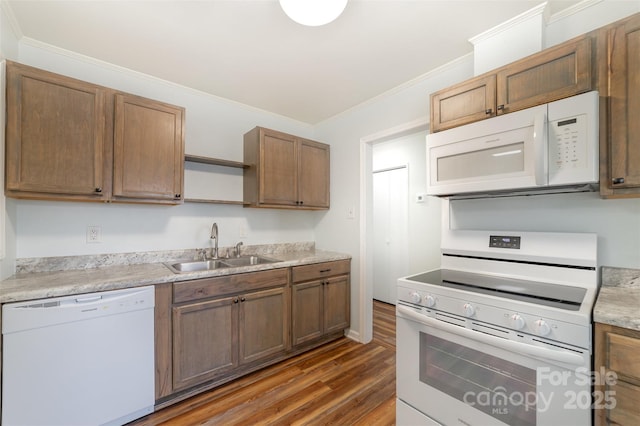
[
  {"x1": 165, "y1": 259, "x2": 229, "y2": 274},
  {"x1": 165, "y1": 255, "x2": 279, "y2": 273},
  {"x1": 222, "y1": 255, "x2": 279, "y2": 267}
]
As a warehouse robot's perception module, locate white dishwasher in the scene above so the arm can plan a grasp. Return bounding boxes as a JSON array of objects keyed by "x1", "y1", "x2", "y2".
[{"x1": 2, "y1": 286, "x2": 155, "y2": 426}]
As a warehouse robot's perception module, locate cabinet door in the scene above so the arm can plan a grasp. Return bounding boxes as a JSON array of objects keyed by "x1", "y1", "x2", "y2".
[
  {"x1": 259, "y1": 130, "x2": 298, "y2": 206},
  {"x1": 113, "y1": 93, "x2": 184, "y2": 203},
  {"x1": 430, "y1": 74, "x2": 496, "y2": 132},
  {"x1": 291, "y1": 280, "x2": 324, "y2": 346},
  {"x1": 323, "y1": 275, "x2": 350, "y2": 334},
  {"x1": 5, "y1": 61, "x2": 107, "y2": 200},
  {"x1": 172, "y1": 296, "x2": 238, "y2": 391},
  {"x1": 496, "y1": 36, "x2": 592, "y2": 115},
  {"x1": 298, "y1": 139, "x2": 330, "y2": 208},
  {"x1": 239, "y1": 286, "x2": 289, "y2": 365},
  {"x1": 608, "y1": 16, "x2": 640, "y2": 190}
]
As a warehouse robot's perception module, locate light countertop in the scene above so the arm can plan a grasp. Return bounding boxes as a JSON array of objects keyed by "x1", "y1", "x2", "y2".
[
  {"x1": 594, "y1": 267, "x2": 640, "y2": 330},
  {"x1": 0, "y1": 245, "x2": 351, "y2": 304}
]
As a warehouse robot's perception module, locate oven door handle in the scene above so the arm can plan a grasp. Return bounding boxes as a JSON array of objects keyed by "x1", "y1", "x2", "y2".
[{"x1": 397, "y1": 305, "x2": 585, "y2": 366}]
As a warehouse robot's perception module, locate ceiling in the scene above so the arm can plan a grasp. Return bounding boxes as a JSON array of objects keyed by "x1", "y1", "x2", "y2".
[{"x1": 6, "y1": 0, "x2": 582, "y2": 124}]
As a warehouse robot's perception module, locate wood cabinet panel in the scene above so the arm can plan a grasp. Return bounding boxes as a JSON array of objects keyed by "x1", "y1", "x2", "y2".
[
  {"x1": 291, "y1": 280, "x2": 324, "y2": 346},
  {"x1": 155, "y1": 283, "x2": 173, "y2": 399},
  {"x1": 291, "y1": 260, "x2": 350, "y2": 348},
  {"x1": 172, "y1": 296, "x2": 238, "y2": 391},
  {"x1": 113, "y1": 93, "x2": 184, "y2": 203},
  {"x1": 5, "y1": 61, "x2": 107, "y2": 200},
  {"x1": 244, "y1": 127, "x2": 330, "y2": 209},
  {"x1": 291, "y1": 260, "x2": 350, "y2": 283},
  {"x1": 496, "y1": 36, "x2": 592, "y2": 113},
  {"x1": 430, "y1": 74, "x2": 496, "y2": 132},
  {"x1": 594, "y1": 323, "x2": 640, "y2": 425},
  {"x1": 429, "y1": 35, "x2": 592, "y2": 133},
  {"x1": 298, "y1": 139, "x2": 330, "y2": 208},
  {"x1": 607, "y1": 15, "x2": 640, "y2": 193},
  {"x1": 5, "y1": 61, "x2": 185, "y2": 204},
  {"x1": 260, "y1": 131, "x2": 298, "y2": 206},
  {"x1": 239, "y1": 286, "x2": 290, "y2": 364},
  {"x1": 324, "y1": 275, "x2": 350, "y2": 334},
  {"x1": 173, "y1": 268, "x2": 288, "y2": 304}
]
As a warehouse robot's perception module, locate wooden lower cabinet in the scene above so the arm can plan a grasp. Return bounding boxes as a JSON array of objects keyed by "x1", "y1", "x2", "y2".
[
  {"x1": 155, "y1": 261, "x2": 350, "y2": 406},
  {"x1": 291, "y1": 260, "x2": 351, "y2": 347},
  {"x1": 169, "y1": 269, "x2": 290, "y2": 393},
  {"x1": 172, "y1": 295, "x2": 238, "y2": 391},
  {"x1": 594, "y1": 322, "x2": 640, "y2": 425}
]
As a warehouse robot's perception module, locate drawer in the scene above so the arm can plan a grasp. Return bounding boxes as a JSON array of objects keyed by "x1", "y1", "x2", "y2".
[
  {"x1": 609, "y1": 332, "x2": 640, "y2": 381},
  {"x1": 292, "y1": 260, "x2": 350, "y2": 283},
  {"x1": 173, "y1": 268, "x2": 288, "y2": 304}
]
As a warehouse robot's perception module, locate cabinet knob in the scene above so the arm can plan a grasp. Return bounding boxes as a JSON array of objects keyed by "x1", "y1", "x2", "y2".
[
  {"x1": 497, "y1": 104, "x2": 505, "y2": 111},
  {"x1": 94, "y1": 187, "x2": 102, "y2": 193},
  {"x1": 174, "y1": 193, "x2": 182, "y2": 199},
  {"x1": 240, "y1": 297, "x2": 246, "y2": 302},
  {"x1": 233, "y1": 298, "x2": 239, "y2": 304},
  {"x1": 485, "y1": 109, "x2": 493, "y2": 115},
  {"x1": 613, "y1": 177, "x2": 625, "y2": 185}
]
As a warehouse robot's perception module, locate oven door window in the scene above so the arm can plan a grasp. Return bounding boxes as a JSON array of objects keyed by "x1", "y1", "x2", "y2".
[{"x1": 420, "y1": 332, "x2": 537, "y2": 426}]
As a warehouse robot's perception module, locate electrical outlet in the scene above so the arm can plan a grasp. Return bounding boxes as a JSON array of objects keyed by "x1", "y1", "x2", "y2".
[{"x1": 87, "y1": 226, "x2": 102, "y2": 243}]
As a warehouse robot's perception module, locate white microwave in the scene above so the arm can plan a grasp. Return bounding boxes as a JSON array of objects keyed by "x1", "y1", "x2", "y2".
[{"x1": 427, "y1": 91, "x2": 599, "y2": 198}]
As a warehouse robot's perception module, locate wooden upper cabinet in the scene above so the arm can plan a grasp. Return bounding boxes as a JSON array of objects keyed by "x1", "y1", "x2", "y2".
[
  {"x1": 496, "y1": 36, "x2": 592, "y2": 114},
  {"x1": 5, "y1": 61, "x2": 108, "y2": 201},
  {"x1": 603, "y1": 13, "x2": 640, "y2": 196},
  {"x1": 244, "y1": 127, "x2": 330, "y2": 209},
  {"x1": 430, "y1": 35, "x2": 592, "y2": 133},
  {"x1": 430, "y1": 74, "x2": 496, "y2": 132},
  {"x1": 298, "y1": 138, "x2": 330, "y2": 208},
  {"x1": 4, "y1": 61, "x2": 185, "y2": 204},
  {"x1": 113, "y1": 93, "x2": 184, "y2": 203}
]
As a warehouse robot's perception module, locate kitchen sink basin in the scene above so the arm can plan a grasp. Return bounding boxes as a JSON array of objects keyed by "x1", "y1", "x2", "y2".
[
  {"x1": 165, "y1": 255, "x2": 280, "y2": 273},
  {"x1": 222, "y1": 255, "x2": 279, "y2": 267},
  {"x1": 165, "y1": 259, "x2": 229, "y2": 273}
]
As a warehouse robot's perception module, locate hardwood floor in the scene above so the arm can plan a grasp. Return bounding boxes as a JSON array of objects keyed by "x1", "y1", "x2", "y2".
[{"x1": 131, "y1": 300, "x2": 396, "y2": 426}]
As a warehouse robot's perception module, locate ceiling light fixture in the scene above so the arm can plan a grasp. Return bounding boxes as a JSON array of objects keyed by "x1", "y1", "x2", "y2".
[{"x1": 279, "y1": 0, "x2": 348, "y2": 27}]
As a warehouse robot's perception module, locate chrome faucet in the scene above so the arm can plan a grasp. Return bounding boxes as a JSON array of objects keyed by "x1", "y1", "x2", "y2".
[
  {"x1": 235, "y1": 241, "x2": 243, "y2": 258},
  {"x1": 210, "y1": 222, "x2": 219, "y2": 259}
]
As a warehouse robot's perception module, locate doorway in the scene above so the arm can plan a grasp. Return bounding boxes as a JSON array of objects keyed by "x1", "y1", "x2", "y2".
[{"x1": 372, "y1": 166, "x2": 408, "y2": 304}]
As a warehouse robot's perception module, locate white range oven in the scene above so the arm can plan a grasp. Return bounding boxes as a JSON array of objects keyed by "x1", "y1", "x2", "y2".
[{"x1": 396, "y1": 230, "x2": 599, "y2": 426}]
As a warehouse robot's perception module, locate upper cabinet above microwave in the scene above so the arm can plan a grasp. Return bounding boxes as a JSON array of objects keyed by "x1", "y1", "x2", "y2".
[{"x1": 430, "y1": 35, "x2": 592, "y2": 133}]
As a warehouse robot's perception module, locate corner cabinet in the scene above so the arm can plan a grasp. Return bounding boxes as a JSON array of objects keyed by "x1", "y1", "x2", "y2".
[
  {"x1": 599, "y1": 13, "x2": 640, "y2": 197},
  {"x1": 243, "y1": 127, "x2": 330, "y2": 209},
  {"x1": 291, "y1": 260, "x2": 350, "y2": 347},
  {"x1": 594, "y1": 323, "x2": 640, "y2": 425},
  {"x1": 4, "y1": 61, "x2": 185, "y2": 204},
  {"x1": 430, "y1": 35, "x2": 592, "y2": 132}
]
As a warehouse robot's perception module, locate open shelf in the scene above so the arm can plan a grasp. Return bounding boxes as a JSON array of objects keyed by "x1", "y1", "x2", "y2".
[
  {"x1": 184, "y1": 154, "x2": 247, "y2": 169},
  {"x1": 184, "y1": 198, "x2": 249, "y2": 205}
]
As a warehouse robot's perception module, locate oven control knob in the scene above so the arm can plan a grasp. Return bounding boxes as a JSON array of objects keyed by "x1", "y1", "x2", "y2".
[
  {"x1": 410, "y1": 291, "x2": 422, "y2": 304},
  {"x1": 463, "y1": 303, "x2": 475, "y2": 317},
  {"x1": 425, "y1": 294, "x2": 436, "y2": 308},
  {"x1": 535, "y1": 319, "x2": 551, "y2": 336},
  {"x1": 510, "y1": 314, "x2": 525, "y2": 330}
]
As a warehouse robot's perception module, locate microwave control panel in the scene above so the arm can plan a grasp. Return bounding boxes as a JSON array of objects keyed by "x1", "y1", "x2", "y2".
[{"x1": 547, "y1": 90, "x2": 598, "y2": 185}]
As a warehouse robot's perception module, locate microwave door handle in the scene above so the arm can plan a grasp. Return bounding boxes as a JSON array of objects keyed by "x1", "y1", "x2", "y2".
[
  {"x1": 533, "y1": 112, "x2": 547, "y2": 186},
  {"x1": 397, "y1": 305, "x2": 584, "y2": 366}
]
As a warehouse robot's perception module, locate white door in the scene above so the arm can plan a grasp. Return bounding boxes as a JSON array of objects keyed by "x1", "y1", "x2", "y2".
[{"x1": 373, "y1": 166, "x2": 409, "y2": 304}]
